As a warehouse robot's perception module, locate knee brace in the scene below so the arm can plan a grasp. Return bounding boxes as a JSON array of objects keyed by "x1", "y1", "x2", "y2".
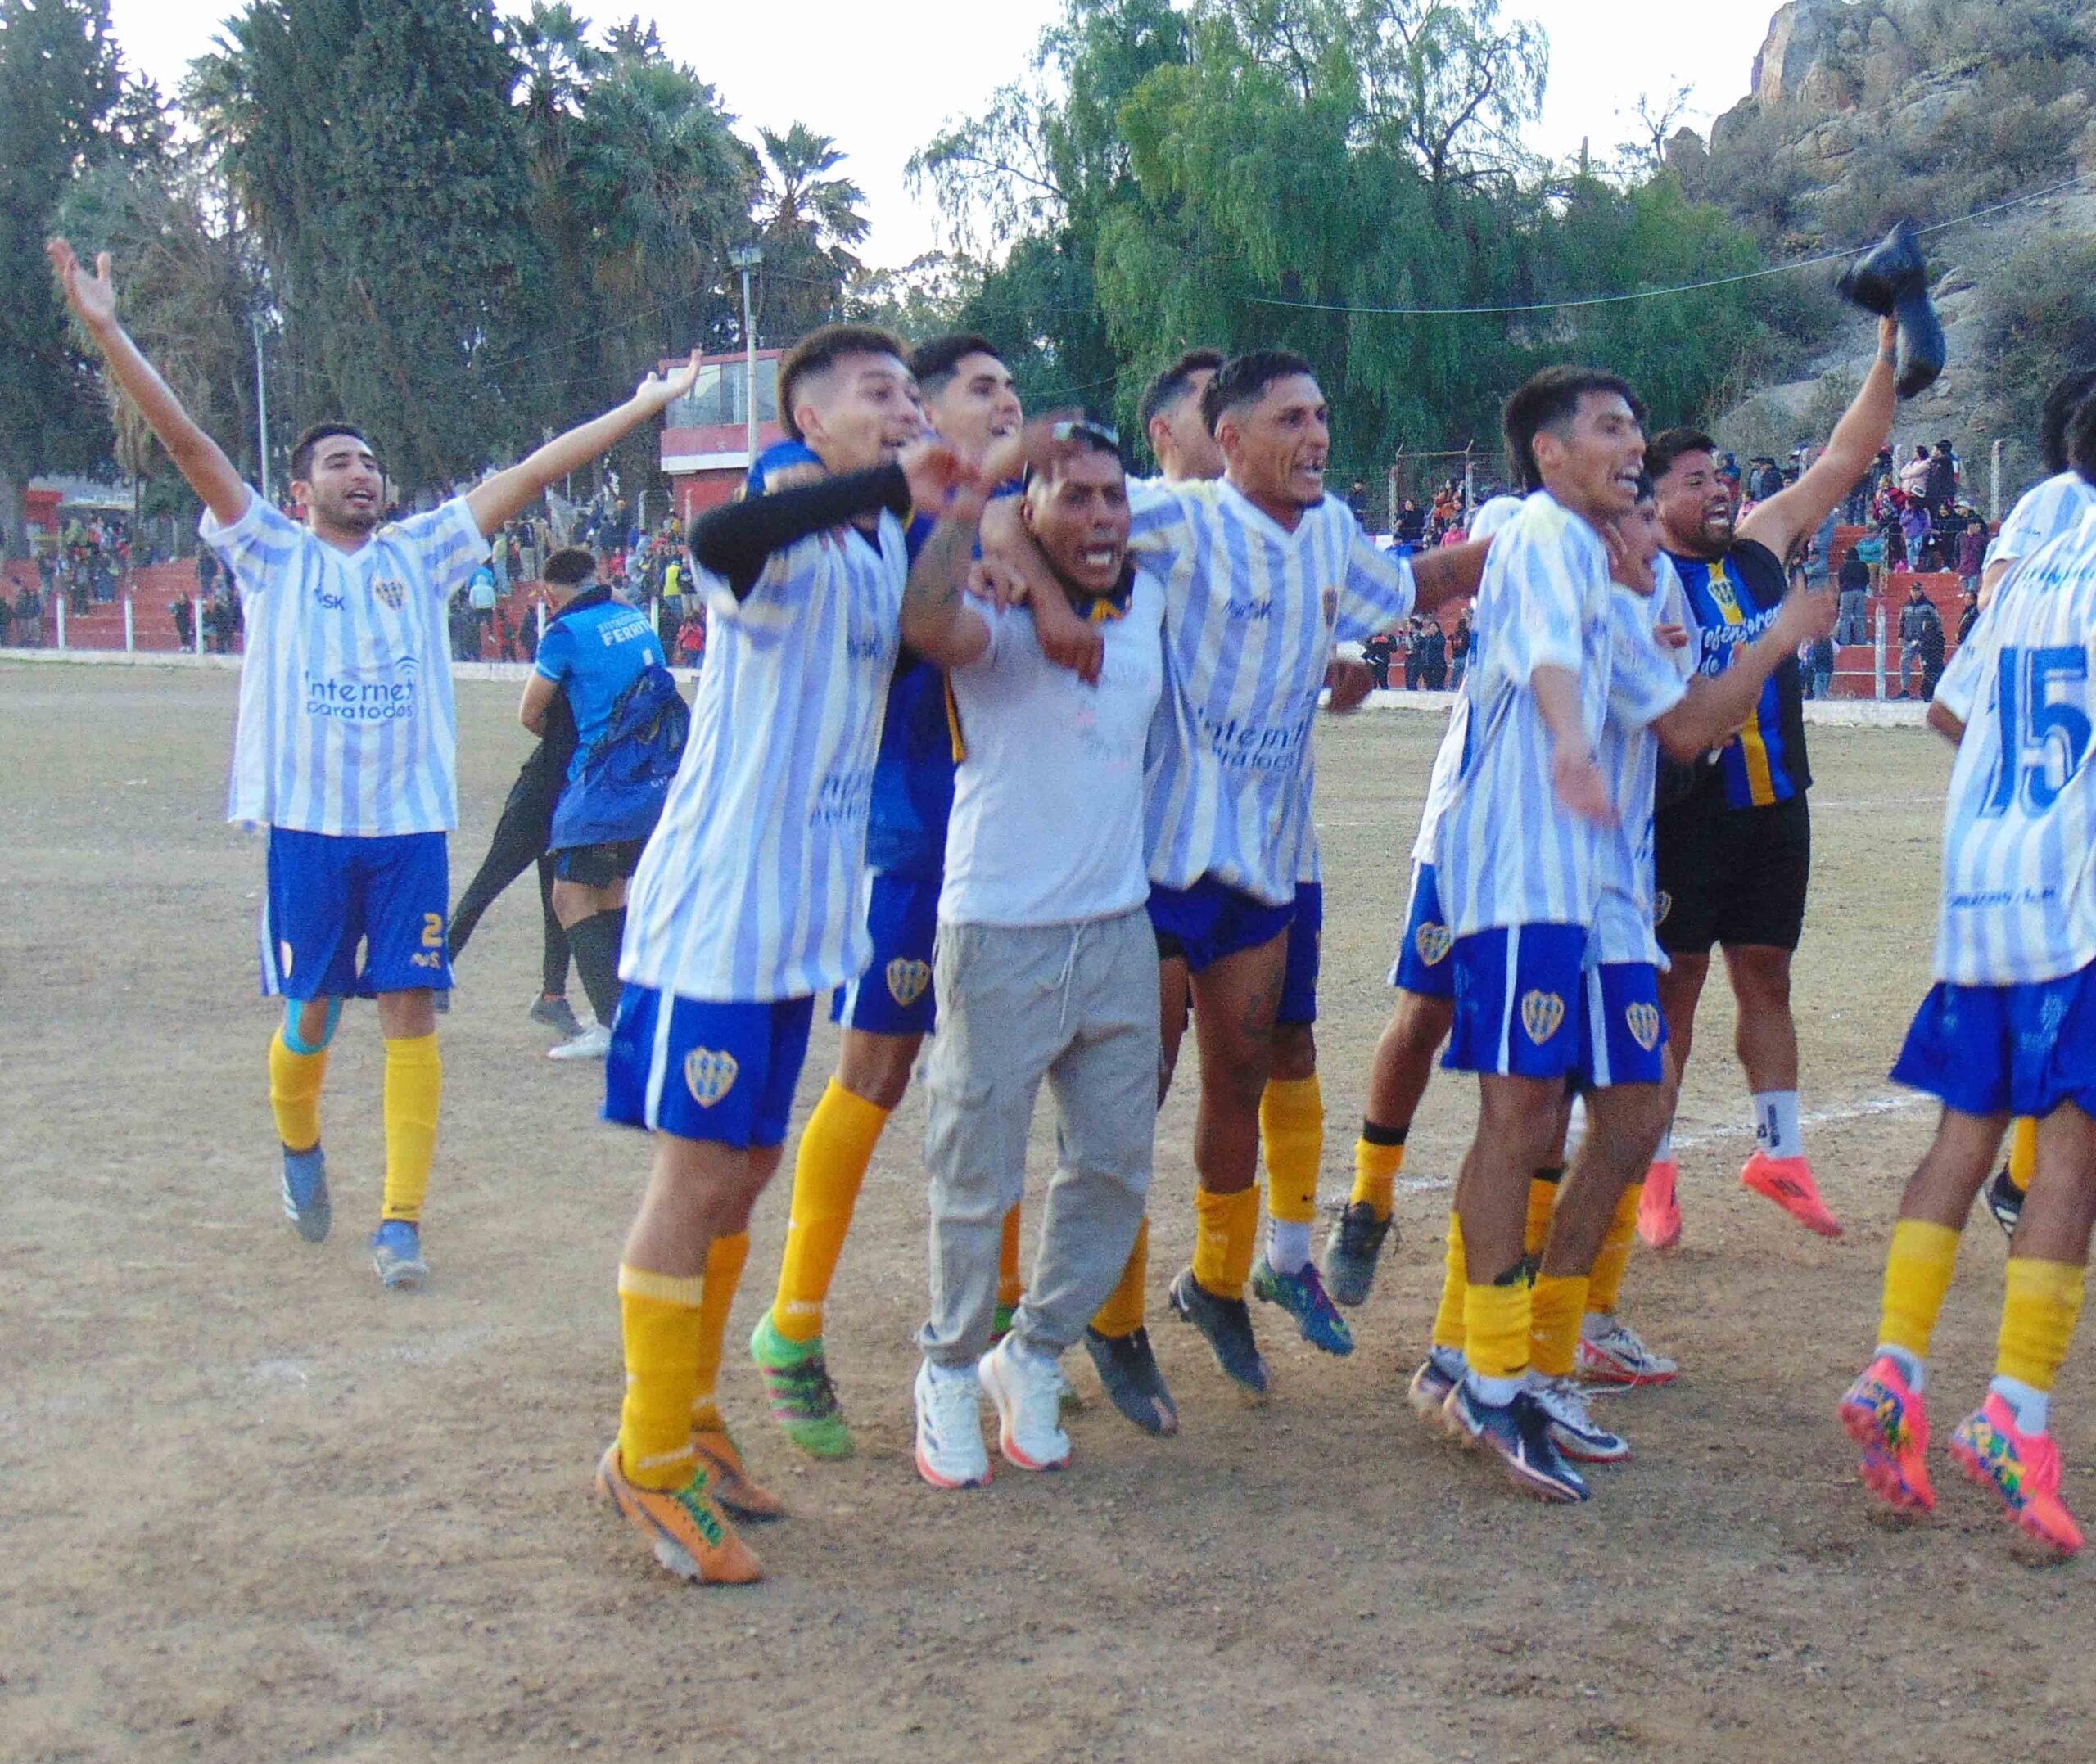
[{"x1": 282, "y1": 998, "x2": 342, "y2": 1056}]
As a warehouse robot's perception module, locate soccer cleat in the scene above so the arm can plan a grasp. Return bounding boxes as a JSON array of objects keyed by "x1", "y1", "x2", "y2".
[
  {"x1": 594, "y1": 1443, "x2": 763, "y2": 1584},
  {"x1": 1251, "y1": 1256, "x2": 1356, "y2": 1356},
  {"x1": 1529, "y1": 1375, "x2": 1630, "y2": 1464},
  {"x1": 1322, "y1": 1202, "x2": 1394, "y2": 1308},
  {"x1": 1638, "y1": 1158, "x2": 1681, "y2": 1250},
  {"x1": 748, "y1": 1315, "x2": 854, "y2": 1460},
  {"x1": 530, "y1": 993, "x2": 585, "y2": 1036},
  {"x1": 547, "y1": 1022, "x2": 612, "y2": 1062},
  {"x1": 280, "y1": 1144, "x2": 332, "y2": 1243},
  {"x1": 1082, "y1": 1326, "x2": 1179, "y2": 1437},
  {"x1": 914, "y1": 1360, "x2": 992, "y2": 1490},
  {"x1": 370, "y1": 1220, "x2": 427, "y2": 1290},
  {"x1": 1443, "y1": 1379, "x2": 1589, "y2": 1503},
  {"x1": 1837, "y1": 1354, "x2": 1935, "y2": 1515},
  {"x1": 1985, "y1": 1166, "x2": 2026, "y2": 1240},
  {"x1": 1949, "y1": 1392, "x2": 2083, "y2": 1558},
  {"x1": 1168, "y1": 1267, "x2": 1271, "y2": 1396},
  {"x1": 1574, "y1": 1320, "x2": 1679, "y2": 1387},
  {"x1": 1407, "y1": 1347, "x2": 1465, "y2": 1435},
  {"x1": 1741, "y1": 1152, "x2": 1843, "y2": 1237},
  {"x1": 692, "y1": 1426, "x2": 784, "y2": 1522},
  {"x1": 978, "y1": 1337, "x2": 1072, "y2": 1472}
]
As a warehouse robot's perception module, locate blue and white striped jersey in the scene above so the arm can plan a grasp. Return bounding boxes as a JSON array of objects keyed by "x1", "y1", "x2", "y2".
[
  {"x1": 202, "y1": 491, "x2": 488, "y2": 836},
  {"x1": 1593, "y1": 561, "x2": 1693, "y2": 966},
  {"x1": 1411, "y1": 497, "x2": 1527, "y2": 866},
  {"x1": 1130, "y1": 479, "x2": 1415, "y2": 905},
  {"x1": 621, "y1": 516, "x2": 906, "y2": 1003},
  {"x1": 1436, "y1": 491, "x2": 1616, "y2": 936},
  {"x1": 1985, "y1": 471, "x2": 2096, "y2": 572},
  {"x1": 1929, "y1": 508, "x2": 2096, "y2": 985}
]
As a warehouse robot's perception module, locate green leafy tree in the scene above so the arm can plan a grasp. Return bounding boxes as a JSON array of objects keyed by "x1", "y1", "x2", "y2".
[{"x1": 752, "y1": 124, "x2": 870, "y2": 342}]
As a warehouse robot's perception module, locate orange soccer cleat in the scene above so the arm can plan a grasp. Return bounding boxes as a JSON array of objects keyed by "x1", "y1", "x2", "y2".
[
  {"x1": 595, "y1": 1444, "x2": 764, "y2": 1584},
  {"x1": 692, "y1": 1426, "x2": 786, "y2": 1522},
  {"x1": 1949, "y1": 1393, "x2": 2084, "y2": 1559},
  {"x1": 1741, "y1": 1151, "x2": 1843, "y2": 1237},
  {"x1": 1837, "y1": 1354, "x2": 1935, "y2": 1514}
]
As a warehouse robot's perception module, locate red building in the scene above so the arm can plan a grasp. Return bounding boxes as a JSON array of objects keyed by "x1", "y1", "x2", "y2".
[{"x1": 659, "y1": 349, "x2": 784, "y2": 523}]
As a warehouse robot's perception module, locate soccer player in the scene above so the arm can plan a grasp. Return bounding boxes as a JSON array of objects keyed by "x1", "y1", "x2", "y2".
[
  {"x1": 1837, "y1": 458, "x2": 2096, "y2": 1559},
  {"x1": 523, "y1": 545, "x2": 675, "y2": 1061},
  {"x1": 47, "y1": 237, "x2": 697, "y2": 1290},
  {"x1": 899, "y1": 417, "x2": 1163, "y2": 1486},
  {"x1": 1642, "y1": 318, "x2": 1899, "y2": 1248},
  {"x1": 749, "y1": 334, "x2": 1028, "y2": 1461},
  {"x1": 593, "y1": 323, "x2": 976, "y2": 1582}
]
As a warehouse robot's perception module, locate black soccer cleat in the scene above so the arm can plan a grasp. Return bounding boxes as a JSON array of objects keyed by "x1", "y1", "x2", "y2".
[
  {"x1": 1836, "y1": 219, "x2": 1944, "y2": 399},
  {"x1": 1322, "y1": 1202, "x2": 1394, "y2": 1308},
  {"x1": 1083, "y1": 1326, "x2": 1179, "y2": 1437},
  {"x1": 1986, "y1": 1165, "x2": 2026, "y2": 1240},
  {"x1": 1168, "y1": 1267, "x2": 1270, "y2": 1396}
]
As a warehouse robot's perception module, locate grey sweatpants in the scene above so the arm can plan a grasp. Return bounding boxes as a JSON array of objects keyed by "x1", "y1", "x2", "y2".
[{"x1": 917, "y1": 908, "x2": 1159, "y2": 1369}]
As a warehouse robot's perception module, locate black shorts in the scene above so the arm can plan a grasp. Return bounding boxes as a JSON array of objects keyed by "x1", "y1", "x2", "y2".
[
  {"x1": 553, "y1": 839, "x2": 645, "y2": 888},
  {"x1": 1653, "y1": 790, "x2": 1810, "y2": 956}
]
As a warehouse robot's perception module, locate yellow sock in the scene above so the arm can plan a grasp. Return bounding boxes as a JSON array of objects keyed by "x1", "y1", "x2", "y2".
[
  {"x1": 1192, "y1": 1184, "x2": 1260, "y2": 1299},
  {"x1": 1524, "y1": 1166, "x2": 1563, "y2": 1261},
  {"x1": 268, "y1": 1029, "x2": 327, "y2": 1153},
  {"x1": 1587, "y1": 1182, "x2": 1641, "y2": 1316},
  {"x1": 690, "y1": 1231, "x2": 750, "y2": 1432},
  {"x1": 1351, "y1": 1131, "x2": 1406, "y2": 1220},
  {"x1": 1529, "y1": 1272, "x2": 1590, "y2": 1378},
  {"x1": 771, "y1": 1080, "x2": 891, "y2": 1342},
  {"x1": 1998, "y1": 1257, "x2": 2086, "y2": 1392},
  {"x1": 998, "y1": 1205, "x2": 1023, "y2": 1310},
  {"x1": 1463, "y1": 1277, "x2": 1532, "y2": 1383},
  {"x1": 1875, "y1": 1217, "x2": 1961, "y2": 1362},
  {"x1": 618, "y1": 1264, "x2": 705, "y2": 1490},
  {"x1": 1430, "y1": 1211, "x2": 1466, "y2": 1351},
  {"x1": 2008, "y1": 1117, "x2": 2037, "y2": 1197},
  {"x1": 1260, "y1": 1076, "x2": 1324, "y2": 1225},
  {"x1": 1092, "y1": 1216, "x2": 1150, "y2": 1338},
  {"x1": 380, "y1": 1033, "x2": 441, "y2": 1224}
]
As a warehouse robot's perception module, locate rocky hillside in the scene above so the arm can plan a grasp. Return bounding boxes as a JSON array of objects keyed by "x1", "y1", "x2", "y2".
[{"x1": 1661, "y1": 0, "x2": 2096, "y2": 483}]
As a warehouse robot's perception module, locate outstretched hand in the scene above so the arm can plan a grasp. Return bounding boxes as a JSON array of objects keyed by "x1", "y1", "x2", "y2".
[
  {"x1": 47, "y1": 238, "x2": 116, "y2": 332},
  {"x1": 976, "y1": 408, "x2": 1086, "y2": 494},
  {"x1": 633, "y1": 350, "x2": 701, "y2": 416}
]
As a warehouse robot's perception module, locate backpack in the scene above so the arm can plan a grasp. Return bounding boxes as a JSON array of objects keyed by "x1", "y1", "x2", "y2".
[{"x1": 549, "y1": 663, "x2": 692, "y2": 850}]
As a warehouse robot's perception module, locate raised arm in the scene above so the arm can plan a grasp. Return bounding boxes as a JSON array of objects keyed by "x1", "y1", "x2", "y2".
[
  {"x1": 465, "y1": 354, "x2": 702, "y2": 540},
  {"x1": 1739, "y1": 318, "x2": 1898, "y2": 563},
  {"x1": 48, "y1": 241, "x2": 247, "y2": 528}
]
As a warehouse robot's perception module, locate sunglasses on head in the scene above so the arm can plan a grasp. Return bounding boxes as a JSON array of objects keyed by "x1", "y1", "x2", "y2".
[{"x1": 1050, "y1": 417, "x2": 1121, "y2": 453}]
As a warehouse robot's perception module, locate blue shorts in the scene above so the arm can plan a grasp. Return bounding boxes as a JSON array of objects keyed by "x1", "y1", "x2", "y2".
[
  {"x1": 260, "y1": 828, "x2": 449, "y2": 1001},
  {"x1": 1388, "y1": 862, "x2": 1456, "y2": 999},
  {"x1": 1891, "y1": 963, "x2": 2096, "y2": 1121},
  {"x1": 1277, "y1": 882, "x2": 1321, "y2": 1027},
  {"x1": 1443, "y1": 923, "x2": 1588, "y2": 1080},
  {"x1": 831, "y1": 870, "x2": 939, "y2": 1036},
  {"x1": 1574, "y1": 962, "x2": 1670, "y2": 1090},
  {"x1": 1148, "y1": 877, "x2": 1294, "y2": 975},
  {"x1": 603, "y1": 986, "x2": 815, "y2": 1150}
]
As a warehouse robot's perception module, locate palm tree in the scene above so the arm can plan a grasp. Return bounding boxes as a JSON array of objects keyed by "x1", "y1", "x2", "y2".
[{"x1": 752, "y1": 124, "x2": 870, "y2": 340}]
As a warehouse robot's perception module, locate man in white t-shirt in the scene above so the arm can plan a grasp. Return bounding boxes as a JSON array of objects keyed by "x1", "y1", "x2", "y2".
[
  {"x1": 48, "y1": 237, "x2": 697, "y2": 1294},
  {"x1": 896, "y1": 420, "x2": 1165, "y2": 1488}
]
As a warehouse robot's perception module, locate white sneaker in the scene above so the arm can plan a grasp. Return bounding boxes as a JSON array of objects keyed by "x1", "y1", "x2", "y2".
[
  {"x1": 1528, "y1": 1373, "x2": 1630, "y2": 1464},
  {"x1": 546, "y1": 1022, "x2": 612, "y2": 1062},
  {"x1": 978, "y1": 1336, "x2": 1072, "y2": 1472},
  {"x1": 914, "y1": 1359, "x2": 991, "y2": 1490},
  {"x1": 1574, "y1": 1319, "x2": 1680, "y2": 1387}
]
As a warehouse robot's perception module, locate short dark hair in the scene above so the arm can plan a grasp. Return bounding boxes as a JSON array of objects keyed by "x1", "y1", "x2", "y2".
[
  {"x1": 1502, "y1": 368, "x2": 1644, "y2": 493},
  {"x1": 1139, "y1": 348, "x2": 1226, "y2": 433},
  {"x1": 1644, "y1": 426, "x2": 1721, "y2": 485},
  {"x1": 291, "y1": 422, "x2": 371, "y2": 480},
  {"x1": 2041, "y1": 368, "x2": 2096, "y2": 474},
  {"x1": 544, "y1": 547, "x2": 596, "y2": 588},
  {"x1": 2067, "y1": 394, "x2": 2096, "y2": 487},
  {"x1": 776, "y1": 323, "x2": 907, "y2": 441},
  {"x1": 1027, "y1": 417, "x2": 1125, "y2": 492},
  {"x1": 907, "y1": 333, "x2": 1001, "y2": 399},
  {"x1": 1200, "y1": 350, "x2": 1317, "y2": 436}
]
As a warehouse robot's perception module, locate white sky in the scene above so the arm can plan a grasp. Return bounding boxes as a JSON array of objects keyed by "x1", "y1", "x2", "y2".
[{"x1": 108, "y1": 0, "x2": 1778, "y2": 267}]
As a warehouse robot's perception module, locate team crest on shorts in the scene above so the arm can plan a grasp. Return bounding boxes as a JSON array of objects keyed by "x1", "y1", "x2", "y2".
[
  {"x1": 372, "y1": 578, "x2": 406, "y2": 611},
  {"x1": 1520, "y1": 989, "x2": 1565, "y2": 1045},
  {"x1": 1654, "y1": 891, "x2": 1672, "y2": 925},
  {"x1": 1414, "y1": 922, "x2": 1452, "y2": 966},
  {"x1": 1624, "y1": 1001, "x2": 1662, "y2": 1052},
  {"x1": 885, "y1": 957, "x2": 931, "y2": 1008},
  {"x1": 684, "y1": 1047, "x2": 739, "y2": 1108}
]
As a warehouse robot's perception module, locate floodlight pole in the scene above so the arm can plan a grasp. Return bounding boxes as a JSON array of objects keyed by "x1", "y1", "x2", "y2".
[
  {"x1": 251, "y1": 312, "x2": 271, "y2": 504},
  {"x1": 729, "y1": 245, "x2": 764, "y2": 467}
]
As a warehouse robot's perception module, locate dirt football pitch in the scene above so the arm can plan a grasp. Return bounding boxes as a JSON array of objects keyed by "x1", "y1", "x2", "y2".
[{"x1": 6, "y1": 663, "x2": 2095, "y2": 1762}]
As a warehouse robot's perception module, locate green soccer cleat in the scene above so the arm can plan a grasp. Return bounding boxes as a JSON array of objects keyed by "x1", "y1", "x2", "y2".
[{"x1": 749, "y1": 1314, "x2": 854, "y2": 1460}]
